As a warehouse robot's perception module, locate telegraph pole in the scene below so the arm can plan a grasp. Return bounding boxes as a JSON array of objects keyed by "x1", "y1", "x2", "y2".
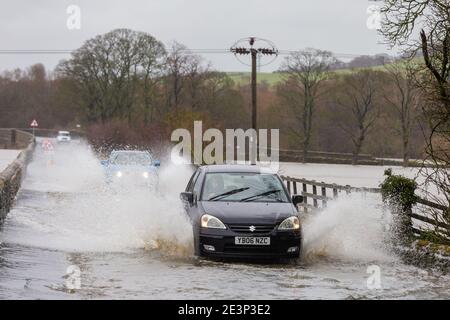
[
  {"x1": 251, "y1": 48, "x2": 257, "y2": 130},
  {"x1": 231, "y1": 37, "x2": 278, "y2": 130}
]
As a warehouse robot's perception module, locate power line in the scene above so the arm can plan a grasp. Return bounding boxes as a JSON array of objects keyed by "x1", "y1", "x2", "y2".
[
  {"x1": 0, "y1": 49, "x2": 230, "y2": 54},
  {"x1": 0, "y1": 50, "x2": 74, "y2": 54},
  {"x1": 0, "y1": 49, "x2": 390, "y2": 59}
]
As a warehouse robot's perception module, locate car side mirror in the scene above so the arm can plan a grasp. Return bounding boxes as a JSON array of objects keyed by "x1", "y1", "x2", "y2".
[
  {"x1": 100, "y1": 160, "x2": 109, "y2": 166},
  {"x1": 153, "y1": 160, "x2": 161, "y2": 167},
  {"x1": 180, "y1": 192, "x2": 194, "y2": 204},
  {"x1": 292, "y1": 195, "x2": 304, "y2": 207}
]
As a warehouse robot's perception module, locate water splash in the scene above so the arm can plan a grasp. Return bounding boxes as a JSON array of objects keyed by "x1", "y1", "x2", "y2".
[
  {"x1": 2, "y1": 139, "x2": 194, "y2": 256},
  {"x1": 301, "y1": 193, "x2": 395, "y2": 264}
]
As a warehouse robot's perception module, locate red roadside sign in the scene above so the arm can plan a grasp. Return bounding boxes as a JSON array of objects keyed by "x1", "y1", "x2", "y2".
[{"x1": 30, "y1": 119, "x2": 38, "y2": 127}]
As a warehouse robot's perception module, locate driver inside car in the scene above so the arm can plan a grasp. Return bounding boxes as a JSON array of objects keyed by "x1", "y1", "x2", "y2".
[{"x1": 204, "y1": 174, "x2": 225, "y2": 200}]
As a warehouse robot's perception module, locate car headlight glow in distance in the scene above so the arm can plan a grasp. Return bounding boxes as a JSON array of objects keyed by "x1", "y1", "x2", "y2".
[
  {"x1": 143, "y1": 172, "x2": 149, "y2": 178},
  {"x1": 278, "y1": 216, "x2": 300, "y2": 230},
  {"x1": 116, "y1": 171, "x2": 123, "y2": 178},
  {"x1": 201, "y1": 214, "x2": 226, "y2": 229}
]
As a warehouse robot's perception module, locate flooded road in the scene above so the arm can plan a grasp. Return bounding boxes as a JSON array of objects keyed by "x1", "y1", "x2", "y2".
[{"x1": 1, "y1": 141, "x2": 449, "y2": 299}]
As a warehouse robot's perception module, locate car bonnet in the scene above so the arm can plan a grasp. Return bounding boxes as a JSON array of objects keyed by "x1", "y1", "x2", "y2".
[{"x1": 199, "y1": 201, "x2": 296, "y2": 224}]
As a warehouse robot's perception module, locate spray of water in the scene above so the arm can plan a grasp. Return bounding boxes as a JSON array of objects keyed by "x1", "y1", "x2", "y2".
[
  {"x1": 4, "y1": 139, "x2": 195, "y2": 256},
  {"x1": 301, "y1": 193, "x2": 395, "y2": 264}
]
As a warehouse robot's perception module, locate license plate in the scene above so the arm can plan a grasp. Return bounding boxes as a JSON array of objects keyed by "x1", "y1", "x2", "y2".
[{"x1": 235, "y1": 237, "x2": 270, "y2": 245}]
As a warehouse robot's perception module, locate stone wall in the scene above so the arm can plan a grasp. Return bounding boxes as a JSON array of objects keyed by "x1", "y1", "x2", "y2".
[{"x1": 0, "y1": 130, "x2": 34, "y2": 224}]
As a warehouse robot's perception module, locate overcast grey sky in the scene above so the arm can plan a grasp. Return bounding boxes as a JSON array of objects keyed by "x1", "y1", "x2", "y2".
[{"x1": 0, "y1": 0, "x2": 392, "y2": 72}]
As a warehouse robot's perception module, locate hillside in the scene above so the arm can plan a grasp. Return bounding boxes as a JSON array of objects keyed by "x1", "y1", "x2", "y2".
[{"x1": 227, "y1": 58, "x2": 424, "y2": 87}]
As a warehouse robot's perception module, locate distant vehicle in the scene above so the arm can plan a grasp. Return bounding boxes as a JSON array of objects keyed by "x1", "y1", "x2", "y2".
[
  {"x1": 180, "y1": 165, "x2": 304, "y2": 260},
  {"x1": 56, "y1": 131, "x2": 71, "y2": 143},
  {"x1": 101, "y1": 150, "x2": 160, "y2": 188}
]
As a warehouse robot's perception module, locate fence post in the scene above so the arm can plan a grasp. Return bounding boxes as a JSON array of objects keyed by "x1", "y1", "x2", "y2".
[
  {"x1": 302, "y1": 183, "x2": 307, "y2": 207},
  {"x1": 333, "y1": 186, "x2": 338, "y2": 199},
  {"x1": 322, "y1": 186, "x2": 327, "y2": 208},
  {"x1": 312, "y1": 184, "x2": 318, "y2": 208},
  {"x1": 293, "y1": 181, "x2": 297, "y2": 195},
  {"x1": 11, "y1": 129, "x2": 16, "y2": 148},
  {"x1": 345, "y1": 185, "x2": 351, "y2": 195},
  {"x1": 395, "y1": 201, "x2": 414, "y2": 244},
  {"x1": 302, "y1": 183, "x2": 307, "y2": 192}
]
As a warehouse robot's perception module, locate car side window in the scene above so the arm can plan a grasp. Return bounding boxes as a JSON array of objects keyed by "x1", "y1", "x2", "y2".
[
  {"x1": 186, "y1": 169, "x2": 200, "y2": 192},
  {"x1": 193, "y1": 173, "x2": 203, "y2": 197}
]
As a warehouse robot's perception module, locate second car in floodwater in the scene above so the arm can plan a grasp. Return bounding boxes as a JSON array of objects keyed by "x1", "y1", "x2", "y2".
[{"x1": 101, "y1": 150, "x2": 160, "y2": 188}]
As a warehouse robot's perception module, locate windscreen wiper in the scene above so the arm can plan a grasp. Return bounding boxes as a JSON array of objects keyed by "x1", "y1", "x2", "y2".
[
  {"x1": 240, "y1": 189, "x2": 282, "y2": 202},
  {"x1": 208, "y1": 187, "x2": 250, "y2": 201}
]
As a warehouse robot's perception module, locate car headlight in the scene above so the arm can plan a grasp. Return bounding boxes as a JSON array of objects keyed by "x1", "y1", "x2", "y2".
[
  {"x1": 278, "y1": 216, "x2": 300, "y2": 230},
  {"x1": 116, "y1": 171, "x2": 123, "y2": 178},
  {"x1": 143, "y1": 172, "x2": 149, "y2": 178},
  {"x1": 201, "y1": 214, "x2": 226, "y2": 229}
]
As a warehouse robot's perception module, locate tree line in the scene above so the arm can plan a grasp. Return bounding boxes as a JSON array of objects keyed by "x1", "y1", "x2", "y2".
[
  {"x1": 273, "y1": 50, "x2": 423, "y2": 165},
  {"x1": 381, "y1": 0, "x2": 449, "y2": 214},
  {"x1": 0, "y1": 28, "x2": 429, "y2": 164}
]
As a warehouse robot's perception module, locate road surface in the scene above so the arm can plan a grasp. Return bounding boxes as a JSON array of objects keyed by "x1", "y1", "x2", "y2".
[{"x1": 0, "y1": 141, "x2": 449, "y2": 299}]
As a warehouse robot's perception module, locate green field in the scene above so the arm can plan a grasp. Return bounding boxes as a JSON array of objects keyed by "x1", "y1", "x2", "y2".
[
  {"x1": 227, "y1": 72, "x2": 284, "y2": 86},
  {"x1": 227, "y1": 58, "x2": 423, "y2": 87},
  {"x1": 227, "y1": 69, "x2": 369, "y2": 86}
]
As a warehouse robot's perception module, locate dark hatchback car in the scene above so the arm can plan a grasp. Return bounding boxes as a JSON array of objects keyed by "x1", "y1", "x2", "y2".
[{"x1": 180, "y1": 165, "x2": 304, "y2": 260}]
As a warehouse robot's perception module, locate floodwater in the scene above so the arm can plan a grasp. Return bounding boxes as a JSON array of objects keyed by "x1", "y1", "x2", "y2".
[{"x1": 0, "y1": 140, "x2": 449, "y2": 299}]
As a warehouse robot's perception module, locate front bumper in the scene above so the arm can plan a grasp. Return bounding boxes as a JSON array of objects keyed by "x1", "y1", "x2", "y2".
[
  {"x1": 106, "y1": 172, "x2": 158, "y2": 186},
  {"x1": 198, "y1": 227, "x2": 302, "y2": 259}
]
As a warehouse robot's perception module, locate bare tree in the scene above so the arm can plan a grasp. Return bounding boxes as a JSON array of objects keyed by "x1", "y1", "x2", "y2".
[
  {"x1": 139, "y1": 35, "x2": 167, "y2": 125},
  {"x1": 381, "y1": 0, "x2": 450, "y2": 103},
  {"x1": 381, "y1": 0, "x2": 450, "y2": 214},
  {"x1": 384, "y1": 61, "x2": 420, "y2": 166},
  {"x1": 164, "y1": 42, "x2": 191, "y2": 111},
  {"x1": 185, "y1": 56, "x2": 210, "y2": 111},
  {"x1": 0, "y1": 64, "x2": 58, "y2": 128},
  {"x1": 279, "y1": 49, "x2": 336, "y2": 162},
  {"x1": 57, "y1": 29, "x2": 166, "y2": 125},
  {"x1": 336, "y1": 70, "x2": 380, "y2": 165}
]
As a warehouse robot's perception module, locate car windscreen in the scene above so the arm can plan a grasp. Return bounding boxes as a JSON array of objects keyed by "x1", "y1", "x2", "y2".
[
  {"x1": 201, "y1": 172, "x2": 289, "y2": 203},
  {"x1": 110, "y1": 152, "x2": 152, "y2": 166},
  {"x1": 59, "y1": 132, "x2": 70, "y2": 136}
]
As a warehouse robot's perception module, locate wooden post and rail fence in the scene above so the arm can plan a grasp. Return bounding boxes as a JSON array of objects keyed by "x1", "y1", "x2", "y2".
[
  {"x1": 280, "y1": 175, "x2": 450, "y2": 241},
  {"x1": 280, "y1": 175, "x2": 381, "y2": 212},
  {"x1": 410, "y1": 196, "x2": 450, "y2": 240}
]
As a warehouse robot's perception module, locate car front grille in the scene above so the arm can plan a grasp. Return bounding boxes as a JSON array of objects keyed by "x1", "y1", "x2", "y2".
[
  {"x1": 227, "y1": 224, "x2": 276, "y2": 234},
  {"x1": 223, "y1": 244, "x2": 276, "y2": 255}
]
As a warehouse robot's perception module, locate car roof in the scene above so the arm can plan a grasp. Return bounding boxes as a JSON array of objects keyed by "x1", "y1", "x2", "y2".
[
  {"x1": 58, "y1": 131, "x2": 70, "y2": 134},
  {"x1": 111, "y1": 150, "x2": 150, "y2": 154},
  {"x1": 201, "y1": 164, "x2": 276, "y2": 174}
]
